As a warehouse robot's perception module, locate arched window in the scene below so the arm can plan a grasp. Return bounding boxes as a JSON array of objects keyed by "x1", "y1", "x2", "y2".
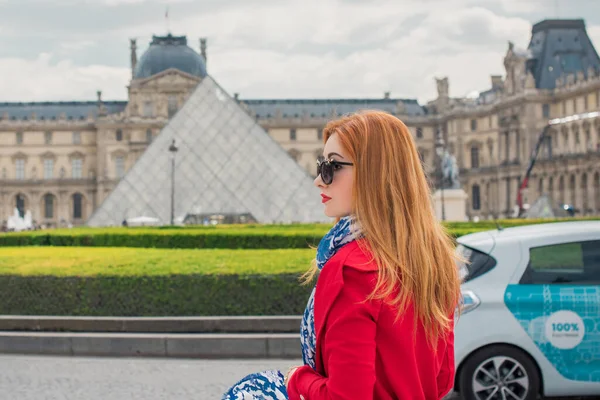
[
  {"x1": 73, "y1": 193, "x2": 83, "y2": 220},
  {"x1": 116, "y1": 129, "x2": 123, "y2": 142},
  {"x1": 43, "y1": 193, "x2": 55, "y2": 219},
  {"x1": 15, "y1": 194, "x2": 26, "y2": 218}
]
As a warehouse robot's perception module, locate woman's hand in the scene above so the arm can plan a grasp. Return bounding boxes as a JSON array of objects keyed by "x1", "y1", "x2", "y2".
[{"x1": 284, "y1": 366, "x2": 301, "y2": 389}]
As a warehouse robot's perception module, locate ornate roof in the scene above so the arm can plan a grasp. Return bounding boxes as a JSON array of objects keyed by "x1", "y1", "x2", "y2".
[
  {"x1": 527, "y1": 19, "x2": 600, "y2": 89},
  {"x1": 133, "y1": 34, "x2": 207, "y2": 79}
]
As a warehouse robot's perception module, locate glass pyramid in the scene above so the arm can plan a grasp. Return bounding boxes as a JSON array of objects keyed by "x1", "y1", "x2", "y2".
[{"x1": 87, "y1": 76, "x2": 330, "y2": 226}]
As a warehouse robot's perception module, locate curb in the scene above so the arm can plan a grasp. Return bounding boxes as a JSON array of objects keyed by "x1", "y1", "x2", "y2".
[
  {"x1": 0, "y1": 332, "x2": 301, "y2": 359},
  {"x1": 0, "y1": 315, "x2": 302, "y2": 333}
]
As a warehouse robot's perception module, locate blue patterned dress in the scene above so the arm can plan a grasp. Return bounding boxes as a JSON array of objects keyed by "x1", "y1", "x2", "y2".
[{"x1": 221, "y1": 217, "x2": 356, "y2": 400}]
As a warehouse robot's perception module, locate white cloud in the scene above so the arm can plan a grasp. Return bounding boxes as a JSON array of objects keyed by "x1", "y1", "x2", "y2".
[
  {"x1": 0, "y1": 53, "x2": 130, "y2": 101},
  {"x1": 59, "y1": 40, "x2": 96, "y2": 52},
  {"x1": 472, "y1": 0, "x2": 547, "y2": 13},
  {"x1": 0, "y1": 0, "x2": 540, "y2": 103},
  {"x1": 207, "y1": 3, "x2": 532, "y2": 102}
]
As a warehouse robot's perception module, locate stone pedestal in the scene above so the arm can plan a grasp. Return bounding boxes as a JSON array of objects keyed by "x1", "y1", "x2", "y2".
[{"x1": 433, "y1": 188, "x2": 468, "y2": 221}]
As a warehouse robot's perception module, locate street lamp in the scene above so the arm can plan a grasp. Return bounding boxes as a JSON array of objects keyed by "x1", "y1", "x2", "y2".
[
  {"x1": 168, "y1": 139, "x2": 178, "y2": 225},
  {"x1": 435, "y1": 130, "x2": 446, "y2": 221}
]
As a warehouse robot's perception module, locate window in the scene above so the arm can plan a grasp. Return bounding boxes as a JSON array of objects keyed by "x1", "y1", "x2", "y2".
[
  {"x1": 542, "y1": 104, "x2": 550, "y2": 118},
  {"x1": 586, "y1": 129, "x2": 591, "y2": 150},
  {"x1": 416, "y1": 127, "x2": 423, "y2": 139},
  {"x1": 116, "y1": 129, "x2": 123, "y2": 142},
  {"x1": 472, "y1": 184, "x2": 481, "y2": 210},
  {"x1": 520, "y1": 240, "x2": 600, "y2": 284},
  {"x1": 455, "y1": 244, "x2": 497, "y2": 283},
  {"x1": 45, "y1": 131, "x2": 52, "y2": 145},
  {"x1": 168, "y1": 96, "x2": 178, "y2": 118},
  {"x1": 16, "y1": 131, "x2": 23, "y2": 145},
  {"x1": 470, "y1": 146, "x2": 480, "y2": 168},
  {"x1": 15, "y1": 159, "x2": 25, "y2": 180},
  {"x1": 584, "y1": 95, "x2": 588, "y2": 111},
  {"x1": 115, "y1": 156, "x2": 125, "y2": 178},
  {"x1": 146, "y1": 129, "x2": 153, "y2": 143},
  {"x1": 143, "y1": 101, "x2": 153, "y2": 117},
  {"x1": 317, "y1": 129, "x2": 323, "y2": 141},
  {"x1": 290, "y1": 129, "x2": 297, "y2": 141},
  {"x1": 72, "y1": 159, "x2": 83, "y2": 179},
  {"x1": 43, "y1": 159, "x2": 54, "y2": 180},
  {"x1": 470, "y1": 119, "x2": 477, "y2": 131},
  {"x1": 73, "y1": 131, "x2": 81, "y2": 145},
  {"x1": 44, "y1": 194, "x2": 54, "y2": 219},
  {"x1": 73, "y1": 193, "x2": 83, "y2": 219}
]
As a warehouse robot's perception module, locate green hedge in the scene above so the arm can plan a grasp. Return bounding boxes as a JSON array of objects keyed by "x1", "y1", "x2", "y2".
[
  {"x1": 1, "y1": 218, "x2": 598, "y2": 249},
  {"x1": 0, "y1": 231, "x2": 325, "y2": 249},
  {"x1": 0, "y1": 274, "x2": 312, "y2": 316}
]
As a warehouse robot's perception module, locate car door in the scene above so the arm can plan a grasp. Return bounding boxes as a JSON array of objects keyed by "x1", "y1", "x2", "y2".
[{"x1": 504, "y1": 236, "x2": 600, "y2": 383}]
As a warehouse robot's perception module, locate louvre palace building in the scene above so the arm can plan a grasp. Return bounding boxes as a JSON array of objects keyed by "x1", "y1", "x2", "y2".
[{"x1": 1, "y1": 18, "x2": 600, "y2": 227}]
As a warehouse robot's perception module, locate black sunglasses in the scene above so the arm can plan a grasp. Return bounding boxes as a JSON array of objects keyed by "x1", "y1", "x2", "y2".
[{"x1": 316, "y1": 156, "x2": 353, "y2": 185}]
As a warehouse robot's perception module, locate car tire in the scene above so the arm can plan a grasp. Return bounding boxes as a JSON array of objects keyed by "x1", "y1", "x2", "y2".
[{"x1": 458, "y1": 345, "x2": 540, "y2": 400}]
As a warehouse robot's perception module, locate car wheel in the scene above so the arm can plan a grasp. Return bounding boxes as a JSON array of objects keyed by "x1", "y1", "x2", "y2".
[{"x1": 458, "y1": 345, "x2": 540, "y2": 400}]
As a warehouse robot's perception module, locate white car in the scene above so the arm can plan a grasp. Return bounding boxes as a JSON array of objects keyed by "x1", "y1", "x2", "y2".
[{"x1": 454, "y1": 221, "x2": 600, "y2": 400}]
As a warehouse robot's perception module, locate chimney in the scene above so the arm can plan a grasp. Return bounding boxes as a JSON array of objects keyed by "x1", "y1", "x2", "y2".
[
  {"x1": 130, "y1": 39, "x2": 137, "y2": 78},
  {"x1": 200, "y1": 38, "x2": 207, "y2": 65},
  {"x1": 384, "y1": 91, "x2": 391, "y2": 99},
  {"x1": 491, "y1": 75, "x2": 503, "y2": 89}
]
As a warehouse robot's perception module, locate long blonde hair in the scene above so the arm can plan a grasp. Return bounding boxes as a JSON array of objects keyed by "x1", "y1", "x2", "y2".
[{"x1": 305, "y1": 110, "x2": 461, "y2": 345}]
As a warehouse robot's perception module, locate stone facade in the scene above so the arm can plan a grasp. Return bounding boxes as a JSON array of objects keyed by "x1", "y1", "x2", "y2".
[{"x1": 1, "y1": 20, "x2": 599, "y2": 227}]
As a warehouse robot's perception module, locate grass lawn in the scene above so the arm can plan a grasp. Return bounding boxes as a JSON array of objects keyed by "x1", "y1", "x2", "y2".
[{"x1": 0, "y1": 247, "x2": 315, "y2": 277}]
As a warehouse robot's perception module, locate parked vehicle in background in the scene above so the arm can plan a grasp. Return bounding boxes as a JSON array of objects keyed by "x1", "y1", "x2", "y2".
[{"x1": 454, "y1": 221, "x2": 600, "y2": 400}]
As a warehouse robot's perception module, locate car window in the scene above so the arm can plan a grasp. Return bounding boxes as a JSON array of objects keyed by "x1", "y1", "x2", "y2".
[
  {"x1": 455, "y1": 244, "x2": 497, "y2": 283},
  {"x1": 520, "y1": 240, "x2": 600, "y2": 285}
]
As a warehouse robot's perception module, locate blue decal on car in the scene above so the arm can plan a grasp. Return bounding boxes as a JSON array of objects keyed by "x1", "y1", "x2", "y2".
[{"x1": 504, "y1": 284, "x2": 600, "y2": 382}]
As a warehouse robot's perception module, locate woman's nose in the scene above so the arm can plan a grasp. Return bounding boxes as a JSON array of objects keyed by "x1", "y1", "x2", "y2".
[{"x1": 314, "y1": 174, "x2": 325, "y2": 188}]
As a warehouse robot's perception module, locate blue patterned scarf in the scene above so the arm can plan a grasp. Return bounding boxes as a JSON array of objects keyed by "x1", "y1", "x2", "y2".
[{"x1": 222, "y1": 216, "x2": 357, "y2": 400}]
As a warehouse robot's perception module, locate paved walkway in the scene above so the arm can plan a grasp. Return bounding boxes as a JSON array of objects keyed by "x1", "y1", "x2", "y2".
[
  {"x1": 0, "y1": 355, "x2": 296, "y2": 399},
  {"x1": 4, "y1": 354, "x2": 582, "y2": 399}
]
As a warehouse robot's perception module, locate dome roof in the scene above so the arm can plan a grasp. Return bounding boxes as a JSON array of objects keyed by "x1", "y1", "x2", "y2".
[{"x1": 133, "y1": 34, "x2": 207, "y2": 79}]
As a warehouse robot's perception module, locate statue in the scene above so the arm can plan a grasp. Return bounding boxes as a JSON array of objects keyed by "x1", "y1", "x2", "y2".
[
  {"x1": 435, "y1": 77, "x2": 449, "y2": 98},
  {"x1": 441, "y1": 149, "x2": 461, "y2": 189},
  {"x1": 6, "y1": 207, "x2": 33, "y2": 231}
]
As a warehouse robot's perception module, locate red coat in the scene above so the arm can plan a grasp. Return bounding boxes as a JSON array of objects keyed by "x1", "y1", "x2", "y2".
[{"x1": 287, "y1": 240, "x2": 455, "y2": 400}]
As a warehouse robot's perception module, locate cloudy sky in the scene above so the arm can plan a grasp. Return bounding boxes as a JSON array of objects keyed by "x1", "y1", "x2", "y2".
[{"x1": 0, "y1": 0, "x2": 599, "y2": 104}]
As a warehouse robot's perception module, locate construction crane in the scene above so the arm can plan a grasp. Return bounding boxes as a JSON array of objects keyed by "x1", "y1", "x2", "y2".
[{"x1": 516, "y1": 110, "x2": 599, "y2": 217}]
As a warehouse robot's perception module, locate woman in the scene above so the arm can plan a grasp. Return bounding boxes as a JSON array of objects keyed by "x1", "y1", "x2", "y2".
[{"x1": 223, "y1": 110, "x2": 461, "y2": 400}]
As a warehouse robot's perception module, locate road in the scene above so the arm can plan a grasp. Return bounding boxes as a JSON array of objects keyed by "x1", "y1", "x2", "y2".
[{"x1": 0, "y1": 354, "x2": 583, "y2": 400}]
